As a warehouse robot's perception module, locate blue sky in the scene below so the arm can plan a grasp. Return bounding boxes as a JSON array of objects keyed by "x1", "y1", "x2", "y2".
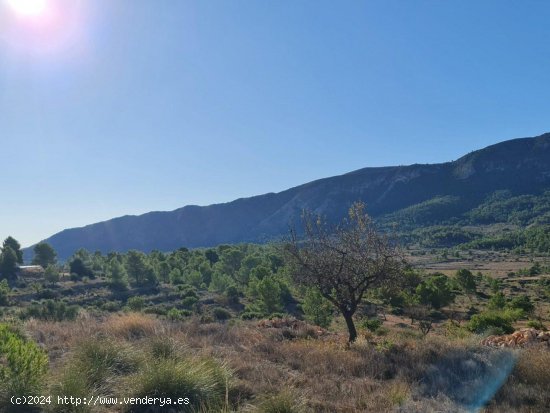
[{"x1": 1, "y1": 0, "x2": 549, "y2": 246}]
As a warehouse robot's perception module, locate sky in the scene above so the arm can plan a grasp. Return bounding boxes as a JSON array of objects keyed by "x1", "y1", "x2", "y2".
[{"x1": 1, "y1": 0, "x2": 550, "y2": 247}]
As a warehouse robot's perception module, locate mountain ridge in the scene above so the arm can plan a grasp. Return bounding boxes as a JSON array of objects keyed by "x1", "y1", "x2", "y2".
[{"x1": 26, "y1": 132, "x2": 550, "y2": 260}]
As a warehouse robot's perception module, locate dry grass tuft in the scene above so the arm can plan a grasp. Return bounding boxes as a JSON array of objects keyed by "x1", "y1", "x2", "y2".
[
  {"x1": 104, "y1": 312, "x2": 160, "y2": 340},
  {"x1": 513, "y1": 348, "x2": 550, "y2": 387}
]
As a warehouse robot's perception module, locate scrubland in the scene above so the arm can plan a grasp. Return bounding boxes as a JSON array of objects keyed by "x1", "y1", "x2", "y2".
[{"x1": 0, "y1": 311, "x2": 545, "y2": 413}]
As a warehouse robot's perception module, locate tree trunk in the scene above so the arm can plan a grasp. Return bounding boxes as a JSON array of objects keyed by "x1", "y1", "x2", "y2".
[{"x1": 343, "y1": 312, "x2": 358, "y2": 343}]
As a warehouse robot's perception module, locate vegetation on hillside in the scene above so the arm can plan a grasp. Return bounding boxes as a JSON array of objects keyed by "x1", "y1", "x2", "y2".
[{"x1": 0, "y1": 199, "x2": 549, "y2": 412}]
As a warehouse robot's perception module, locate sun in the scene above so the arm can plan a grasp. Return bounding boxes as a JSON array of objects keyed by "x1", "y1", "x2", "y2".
[{"x1": 5, "y1": 0, "x2": 48, "y2": 17}]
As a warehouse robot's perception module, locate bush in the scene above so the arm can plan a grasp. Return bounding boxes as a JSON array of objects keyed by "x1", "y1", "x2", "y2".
[
  {"x1": 487, "y1": 292, "x2": 506, "y2": 310},
  {"x1": 170, "y1": 268, "x2": 185, "y2": 285},
  {"x1": 22, "y1": 300, "x2": 79, "y2": 321},
  {"x1": 69, "y1": 258, "x2": 93, "y2": 279},
  {"x1": 225, "y1": 285, "x2": 240, "y2": 304},
  {"x1": 178, "y1": 284, "x2": 198, "y2": 299},
  {"x1": 416, "y1": 274, "x2": 454, "y2": 309},
  {"x1": 166, "y1": 308, "x2": 191, "y2": 321},
  {"x1": 467, "y1": 310, "x2": 520, "y2": 334},
  {"x1": 107, "y1": 260, "x2": 129, "y2": 291},
  {"x1": 301, "y1": 288, "x2": 332, "y2": 328},
  {"x1": 359, "y1": 318, "x2": 383, "y2": 332},
  {"x1": 44, "y1": 265, "x2": 61, "y2": 284},
  {"x1": 248, "y1": 275, "x2": 285, "y2": 314},
  {"x1": 241, "y1": 310, "x2": 264, "y2": 320},
  {"x1": 0, "y1": 324, "x2": 48, "y2": 410},
  {"x1": 101, "y1": 301, "x2": 123, "y2": 312},
  {"x1": 209, "y1": 272, "x2": 234, "y2": 293},
  {"x1": 0, "y1": 279, "x2": 10, "y2": 306},
  {"x1": 127, "y1": 296, "x2": 145, "y2": 311},
  {"x1": 124, "y1": 357, "x2": 231, "y2": 412},
  {"x1": 36, "y1": 288, "x2": 59, "y2": 300},
  {"x1": 144, "y1": 306, "x2": 168, "y2": 316},
  {"x1": 455, "y1": 269, "x2": 476, "y2": 294},
  {"x1": 212, "y1": 307, "x2": 232, "y2": 321},
  {"x1": 526, "y1": 320, "x2": 547, "y2": 330},
  {"x1": 181, "y1": 296, "x2": 198, "y2": 309},
  {"x1": 508, "y1": 295, "x2": 534, "y2": 314}
]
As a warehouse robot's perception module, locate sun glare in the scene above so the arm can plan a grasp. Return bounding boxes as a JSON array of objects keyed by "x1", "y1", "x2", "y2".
[{"x1": 5, "y1": 0, "x2": 48, "y2": 17}]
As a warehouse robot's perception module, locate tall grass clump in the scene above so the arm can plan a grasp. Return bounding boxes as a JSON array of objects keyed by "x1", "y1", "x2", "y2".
[
  {"x1": 250, "y1": 389, "x2": 309, "y2": 413},
  {"x1": 0, "y1": 323, "x2": 48, "y2": 412},
  {"x1": 147, "y1": 336, "x2": 187, "y2": 360},
  {"x1": 50, "y1": 338, "x2": 140, "y2": 412},
  {"x1": 70, "y1": 338, "x2": 140, "y2": 388},
  {"x1": 105, "y1": 313, "x2": 158, "y2": 340},
  {"x1": 125, "y1": 357, "x2": 231, "y2": 412}
]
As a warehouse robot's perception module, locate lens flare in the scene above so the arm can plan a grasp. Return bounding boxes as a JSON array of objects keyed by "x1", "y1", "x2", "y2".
[
  {"x1": 5, "y1": 0, "x2": 48, "y2": 17},
  {"x1": 1, "y1": 0, "x2": 91, "y2": 60}
]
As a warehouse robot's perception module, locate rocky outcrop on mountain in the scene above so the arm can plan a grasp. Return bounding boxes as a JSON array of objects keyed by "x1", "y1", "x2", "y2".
[{"x1": 25, "y1": 132, "x2": 550, "y2": 260}]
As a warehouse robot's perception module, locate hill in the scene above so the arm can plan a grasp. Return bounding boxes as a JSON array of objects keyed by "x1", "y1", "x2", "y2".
[{"x1": 27, "y1": 132, "x2": 550, "y2": 260}]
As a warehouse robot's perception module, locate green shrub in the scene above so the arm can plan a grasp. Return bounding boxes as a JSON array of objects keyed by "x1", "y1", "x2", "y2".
[
  {"x1": 455, "y1": 269, "x2": 476, "y2": 294},
  {"x1": 0, "y1": 324, "x2": 48, "y2": 410},
  {"x1": 212, "y1": 307, "x2": 232, "y2": 321},
  {"x1": 301, "y1": 288, "x2": 333, "y2": 328},
  {"x1": 178, "y1": 284, "x2": 198, "y2": 299},
  {"x1": 415, "y1": 274, "x2": 454, "y2": 309},
  {"x1": 181, "y1": 296, "x2": 198, "y2": 310},
  {"x1": 241, "y1": 310, "x2": 264, "y2": 320},
  {"x1": 106, "y1": 260, "x2": 129, "y2": 291},
  {"x1": 508, "y1": 295, "x2": 534, "y2": 314},
  {"x1": 167, "y1": 308, "x2": 191, "y2": 321},
  {"x1": 359, "y1": 318, "x2": 383, "y2": 332},
  {"x1": 101, "y1": 301, "x2": 122, "y2": 312},
  {"x1": 225, "y1": 285, "x2": 240, "y2": 304},
  {"x1": 467, "y1": 310, "x2": 520, "y2": 334},
  {"x1": 0, "y1": 280, "x2": 10, "y2": 306},
  {"x1": 209, "y1": 272, "x2": 234, "y2": 294},
  {"x1": 170, "y1": 268, "x2": 185, "y2": 285},
  {"x1": 526, "y1": 320, "x2": 547, "y2": 330},
  {"x1": 444, "y1": 321, "x2": 471, "y2": 339},
  {"x1": 36, "y1": 288, "x2": 59, "y2": 300},
  {"x1": 22, "y1": 300, "x2": 79, "y2": 321},
  {"x1": 127, "y1": 296, "x2": 145, "y2": 311},
  {"x1": 268, "y1": 312, "x2": 287, "y2": 320},
  {"x1": 44, "y1": 265, "x2": 61, "y2": 284},
  {"x1": 488, "y1": 292, "x2": 506, "y2": 310},
  {"x1": 125, "y1": 358, "x2": 231, "y2": 412}
]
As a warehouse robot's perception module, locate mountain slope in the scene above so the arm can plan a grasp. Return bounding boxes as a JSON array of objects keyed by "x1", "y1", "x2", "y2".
[{"x1": 29, "y1": 133, "x2": 550, "y2": 260}]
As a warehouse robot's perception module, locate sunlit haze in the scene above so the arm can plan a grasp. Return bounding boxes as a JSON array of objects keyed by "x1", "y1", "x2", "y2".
[
  {"x1": 5, "y1": 0, "x2": 48, "y2": 17},
  {"x1": 1, "y1": 1, "x2": 550, "y2": 246}
]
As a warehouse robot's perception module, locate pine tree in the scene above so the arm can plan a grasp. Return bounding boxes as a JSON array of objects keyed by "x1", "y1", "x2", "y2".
[{"x1": 107, "y1": 259, "x2": 129, "y2": 291}]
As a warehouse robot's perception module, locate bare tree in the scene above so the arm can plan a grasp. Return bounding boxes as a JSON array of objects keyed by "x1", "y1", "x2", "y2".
[{"x1": 285, "y1": 202, "x2": 405, "y2": 342}]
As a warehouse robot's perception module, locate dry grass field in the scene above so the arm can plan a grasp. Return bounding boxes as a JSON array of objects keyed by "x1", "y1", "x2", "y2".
[{"x1": 10, "y1": 311, "x2": 549, "y2": 413}]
